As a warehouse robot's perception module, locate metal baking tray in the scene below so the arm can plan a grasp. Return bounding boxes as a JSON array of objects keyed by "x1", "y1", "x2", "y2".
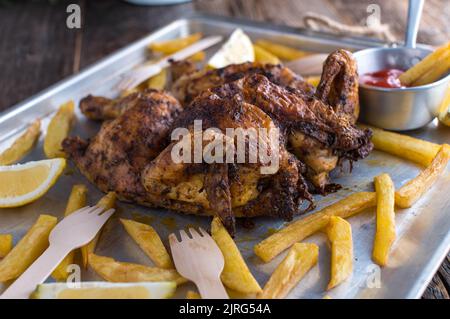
[{"x1": 1, "y1": 15, "x2": 449, "y2": 299}]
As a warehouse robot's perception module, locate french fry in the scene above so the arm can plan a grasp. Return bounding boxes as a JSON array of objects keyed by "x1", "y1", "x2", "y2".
[
  {"x1": 253, "y1": 44, "x2": 281, "y2": 64},
  {"x1": 145, "y1": 68, "x2": 167, "y2": 91},
  {"x1": 51, "y1": 184, "x2": 87, "y2": 281},
  {"x1": 211, "y1": 217, "x2": 262, "y2": 294},
  {"x1": 81, "y1": 192, "x2": 116, "y2": 268},
  {"x1": 360, "y1": 124, "x2": 441, "y2": 167},
  {"x1": 0, "y1": 234, "x2": 13, "y2": 258},
  {"x1": 254, "y1": 192, "x2": 376, "y2": 263},
  {"x1": 438, "y1": 85, "x2": 450, "y2": 127},
  {"x1": 413, "y1": 55, "x2": 450, "y2": 86},
  {"x1": 305, "y1": 75, "x2": 321, "y2": 87},
  {"x1": 254, "y1": 39, "x2": 309, "y2": 61},
  {"x1": 44, "y1": 101, "x2": 75, "y2": 158},
  {"x1": 395, "y1": 144, "x2": 450, "y2": 208},
  {"x1": 373, "y1": 174, "x2": 396, "y2": 266},
  {"x1": 186, "y1": 290, "x2": 201, "y2": 299},
  {"x1": 88, "y1": 253, "x2": 186, "y2": 285},
  {"x1": 0, "y1": 119, "x2": 41, "y2": 165},
  {"x1": 399, "y1": 41, "x2": 450, "y2": 86},
  {"x1": 0, "y1": 215, "x2": 57, "y2": 282},
  {"x1": 120, "y1": 218, "x2": 173, "y2": 269},
  {"x1": 149, "y1": 33, "x2": 205, "y2": 62},
  {"x1": 258, "y1": 243, "x2": 318, "y2": 299},
  {"x1": 120, "y1": 87, "x2": 140, "y2": 98},
  {"x1": 325, "y1": 216, "x2": 353, "y2": 290}
]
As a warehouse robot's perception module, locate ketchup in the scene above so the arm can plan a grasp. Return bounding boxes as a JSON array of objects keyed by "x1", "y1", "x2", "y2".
[{"x1": 360, "y1": 69, "x2": 406, "y2": 88}]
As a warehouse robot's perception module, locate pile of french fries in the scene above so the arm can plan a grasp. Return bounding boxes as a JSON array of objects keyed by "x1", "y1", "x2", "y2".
[
  {"x1": 253, "y1": 130, "x2": 450, "y2": 297},
  {"x1": 1, "y1": 34, "x2": 450, "y2": 299}
]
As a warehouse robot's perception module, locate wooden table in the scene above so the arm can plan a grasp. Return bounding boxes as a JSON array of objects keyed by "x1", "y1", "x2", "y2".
[{"x1": 0, "y1": 0, "x2": 448, "y2": 299}]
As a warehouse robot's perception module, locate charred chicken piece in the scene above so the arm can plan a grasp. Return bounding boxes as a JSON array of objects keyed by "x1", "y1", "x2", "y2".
[
  {"x1": 78, "y1": 89, "x2": 179, "y2": 121},
  {"x1": 171, "y1": 61, "x2": 315, "y2": 105},
  {"x1": 142, "y1": 93, "x2": 313, "y2": 234},
  {"x1": 63, "y1": 90, "x2": 182, "y2": 203},
  {"x1": 206, "y1": 74, "x2": 372, "y2": 192}
]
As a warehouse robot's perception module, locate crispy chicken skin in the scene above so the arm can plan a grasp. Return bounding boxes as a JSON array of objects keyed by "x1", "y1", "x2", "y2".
[
  {"x1": 63, "y1": 90, "x2": 182, "y2": 203},
  {"x1": 207, "y1": 74, "x2": 372, "y2": 192},
  {"x1": 171, "y1": 61, "x2": 315, "y2": 105},
  {"x1": 142, "y1": 94, "x2": 313, "y2": 234},
  {"x1": 169, "y1": 50, "x2": 364, "y2": 192}
]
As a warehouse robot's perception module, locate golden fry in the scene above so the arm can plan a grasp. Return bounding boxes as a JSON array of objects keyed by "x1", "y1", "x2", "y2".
[
  {"x1": 44, "y1": 101, "x2": 75, "y2": 158},
  {"x1": 254, "y1": 39, "x2": 309, "y2": 61},
  {"x1": 186, "y1": 290, "x2": 201, "y2": 299},
  {"x1": 0, "y1": 120, "x2": 41, "y2": 165},
  {"x1": 326, "y1": 216, "x2": 353, "y2": 290},
  {"x1": 254, "y1": 192, "x2": 376, "y2": 263},
  {"x1": 413, "y1": 55, "x2": 450, "y2": 86},
  {"x1": 0, "y1": 215, "x2": 57, "y2": 282},
  {"x1": 145, "y1": 68, "x2": 167, "y2": 91},
  {"x1": 0, "y1": 234, "x2": 13, "y2": 258},
  {"x1": 305, "y1": 75, "x2": 321, "y2": 87},
  {"x1": 211, "y1": 217, "x2": 261, "y2": 294},
  {"x1": 253, "y1": 44, "x2": 281, "y2": 64},
  {"x1": 81, "y1": 192, "x2": 116, "y2": 268},
  {"x1": 373, "y1": 174, "x2": 396, "y2": 266},
  {"x1": 120, "y1": 218, "x2": 173, "y2": 269},
  {"x1": 360, "y1": 124, "x2": 440, "y2": 166},
  {"x1": 395, "y1": 144, "x2": 450, "y2": 208},
  {"x1": 258, "y1": 243, "x2": 318, "y2": 299},
  {"x1": 51, "y1": 184, "x2": 87, "y2": 281},
  {"x1": 149, "y1": 33, "x2": 205, "y2": 61},
  {"x1": 438, "y1": 85, "x2": 450, "y2": 127},
  {"x1": 399, "y1": 42, "x2": 450, "y2": 86},
  {"x1": 88, "y1": 253, "x2": 186, "y2": 285}
]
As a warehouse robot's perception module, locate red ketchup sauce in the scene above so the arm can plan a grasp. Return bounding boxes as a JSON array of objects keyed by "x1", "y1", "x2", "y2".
[{"x1": 360, "y1": 69, "x2": 406, "y2": 89}]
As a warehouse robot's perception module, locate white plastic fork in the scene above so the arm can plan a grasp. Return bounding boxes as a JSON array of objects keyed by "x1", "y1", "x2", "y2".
[
  {"x1": 169, "y1": 227, "x2": 229, "y2": 299},
  {"x1": 1, "y1": 205, "x2": 115, "y2": 299}
]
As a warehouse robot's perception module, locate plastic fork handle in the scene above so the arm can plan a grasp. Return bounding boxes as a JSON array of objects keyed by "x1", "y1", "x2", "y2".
[
  {"x1": 0, "y1": 244, "x2": 71, "y2": 299},
  {"x1": 197, "y1": 278, "x2": 229, "y2": 299}
]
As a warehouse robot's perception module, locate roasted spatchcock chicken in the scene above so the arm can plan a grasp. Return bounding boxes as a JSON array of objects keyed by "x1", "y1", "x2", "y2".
[{"x1": 63, "y1": 49, "x2": 372, "y2": 234}]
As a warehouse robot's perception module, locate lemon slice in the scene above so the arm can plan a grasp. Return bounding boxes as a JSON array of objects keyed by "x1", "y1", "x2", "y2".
[
  {"x1": 208, "y1": 28, "x2": 254, "y2": 68},
  {"x1": 32, "y1": 281, "x2": 176, "y2": 299},
  {"x1": 0, "y1": 158, "x2": 66, "y2": 208}
]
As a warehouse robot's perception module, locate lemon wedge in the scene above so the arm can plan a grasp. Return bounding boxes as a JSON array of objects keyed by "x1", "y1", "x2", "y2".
[
  {"x1": 0, "y1": 158, "x2": 66, "y2": 208},
  {"x1": 208, "y1": 28, "x2": 254, "y2": 68},
  {"x1": 32, "y1": 281, "x2": 176, "y2": 299}
]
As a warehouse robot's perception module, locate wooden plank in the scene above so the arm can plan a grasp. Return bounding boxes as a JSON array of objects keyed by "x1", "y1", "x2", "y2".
[
  {"x1": 79, "y1": 0, "x2": 194, "y2": 68},
  {"x1": 0, "y1": 0, "x2": 81, "y2": 111},
  {"x1": 194, "y1": 0, "x2": 450, "y2": 45},
  {"x1": 438, "y1": 255, "x2": 450, "y2": 293},
  {"x1": 422, "y1": 270, "x2": 450, "y2": 299}
]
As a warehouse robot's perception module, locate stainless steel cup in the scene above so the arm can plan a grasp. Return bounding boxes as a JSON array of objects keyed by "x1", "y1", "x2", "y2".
[
  {"x1": 353, "y1": 0, "x2": 450, "y2": 131},
  {"x1": 354, "y1": 47, "x2": 450, "y2": 131}
]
